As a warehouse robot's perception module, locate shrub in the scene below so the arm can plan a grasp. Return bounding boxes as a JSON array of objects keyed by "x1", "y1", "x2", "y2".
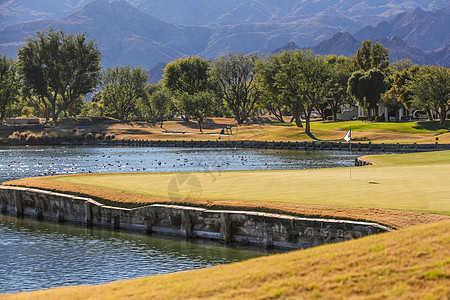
[{"x1": 357, "y1": 116, "x2": 368, "y2": 121}]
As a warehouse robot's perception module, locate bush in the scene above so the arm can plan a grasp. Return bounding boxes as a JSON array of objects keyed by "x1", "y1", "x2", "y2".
[
  {"x1": 375, "y1": 116, "x2": 385, "y2": 122},
  {"x1": 357, "y1": 116, "x2": 368, "y2": 121},
  {"x1": 326, "y1": 116, "x2": 333, "y2": 121}
]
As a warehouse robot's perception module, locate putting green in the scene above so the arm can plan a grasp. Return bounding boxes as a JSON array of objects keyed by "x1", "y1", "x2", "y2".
[{"x1": 51, "y1": 151, "x2": 450, "y2": 214}]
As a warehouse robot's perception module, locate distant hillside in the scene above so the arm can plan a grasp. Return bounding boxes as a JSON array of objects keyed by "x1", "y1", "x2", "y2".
[
  {"x1": 0, "y1": 0, "x2": 213, "y2": 70},
  {"x1": 354, "y1": 6, "x2": 450, "y2": 51},
  {"x1": 274, "y1": 32, "x2": 449, "y2": 66},
  {"x1": 148, "y1": 62, "x2": 166, "y2": 84}
]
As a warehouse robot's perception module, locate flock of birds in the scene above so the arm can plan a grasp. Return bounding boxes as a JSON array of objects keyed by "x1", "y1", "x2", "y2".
[{"x1": 2, "y1": 148, "x2": 279, "y2": 181}]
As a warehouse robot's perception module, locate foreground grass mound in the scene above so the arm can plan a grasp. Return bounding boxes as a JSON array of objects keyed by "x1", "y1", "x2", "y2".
[
  {"x1": 5, "y1": 151, "x2": 450, "y2": 228},
  {"x1": 5, "y1": 220, "x2": 449, "y2": 299}
]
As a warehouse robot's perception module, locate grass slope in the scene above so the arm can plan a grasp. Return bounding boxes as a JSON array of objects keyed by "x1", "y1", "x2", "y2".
[{"x1": 4, "y1": 220, "x2": 449, "y2": 299}]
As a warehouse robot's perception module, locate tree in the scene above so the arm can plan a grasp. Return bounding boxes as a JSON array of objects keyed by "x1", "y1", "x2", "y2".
[
  {"x1": 139, "y1": 84, "x2": 172, "y2": 127},
  {"x1": 17, "y1": 29, "x2": 102, "y2": 122},
  {"x1": 21, "y1": 106, "x2": 33, "y2": 117},
  {"x1": 325, "y1": 55, "x2": 354, "y2": 121},
  {"x1": 0, "y1": 55, "x2": 19, "y2": 122},
  {"x1": 355, "y1": 40, "x2": 390, "y2": 72},
  {"x1": 387, "y1": 65, "x2": 420, "y2": 109},
  {"x1": 255, "y1": 55, "x2": 287, "y2": 123},
  {"x1": 390, "y1": 59, "x2": 414, "y2": 72},
  {"x1": 163, "y1": 56, "x2": 210, "y2": 122},
  {"x1": 178, "y1": 91, "x2": 215, "y2": 132},
  {"x1": 102, "y1": 66, "x2": 148, "y2": 121},
  {"x1": 258, "y1": 50, "x2": 330, "y2": 135},
  {"x1": 211, "y1": 52, "x2": 260, "y2": 124},
  {"x1": 347, "y1": 68, "x2": 386, "y2": 120},
  {"x1": 406, "y1": 66, "x2": 449, "y2": 129}
]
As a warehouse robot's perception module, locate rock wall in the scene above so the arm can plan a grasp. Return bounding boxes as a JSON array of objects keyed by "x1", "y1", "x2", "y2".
[
  {"x1": 0, "y1": 186, "x2": 391, "y2": 249},
  {"x1": 4, "y1": 137, "x2": 448, "y2": 152}
]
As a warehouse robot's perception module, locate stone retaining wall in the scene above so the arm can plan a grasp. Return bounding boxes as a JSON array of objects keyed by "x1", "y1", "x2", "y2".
[
  {"x1": 0, "y1": 186, "x2": 391, "y2": 249},
  {"x1": 4, "y1": 138, "x2": 448, "y2": 152}
]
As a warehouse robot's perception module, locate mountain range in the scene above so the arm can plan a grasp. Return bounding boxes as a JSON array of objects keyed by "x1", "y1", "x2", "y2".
[
  {"x1": 2, "y1": 0, "x2": 448, "y2": 27},
  {"x1": 0, "y1": 0, "x2": 448, "y2": 81}
]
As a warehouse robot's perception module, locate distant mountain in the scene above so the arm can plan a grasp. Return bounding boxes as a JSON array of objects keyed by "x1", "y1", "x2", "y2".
[
  {"x1": 354, "y1": 6, "x2": 450, "y2": 51},
  {"x1": 2, "y1": 0, "x2": 448, "y2": 28},
  {"x1": 274, "y1": 32, "x2": 449, "y2": 66},
  {"x1": 0, "y1": 0, "x2": 92, "y2": 26},
  {"x1": 148, "y1": 62, "x2": 166, "y2": 84},
  {"x1": 0, "y1": 0, "x2": 213, "y2": 69}
]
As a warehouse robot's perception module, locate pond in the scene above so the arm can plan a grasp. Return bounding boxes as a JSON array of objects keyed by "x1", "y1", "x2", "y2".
[
  {"x1": 0, "y1": 146, "x2": 375, "y2": 293},
  {"x1": 0, "y1": 146, "x2": 373, "y2": 183}
]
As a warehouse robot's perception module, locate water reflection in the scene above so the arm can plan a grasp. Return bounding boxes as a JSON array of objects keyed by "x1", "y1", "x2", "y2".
[{"x1": 0, "y1": 214, "x2": 275, "y2": 293}]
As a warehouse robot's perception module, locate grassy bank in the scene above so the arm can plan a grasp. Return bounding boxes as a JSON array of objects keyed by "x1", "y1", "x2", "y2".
[{"x1": 4, "y1": 219, "x2": 449, "y2": 299}]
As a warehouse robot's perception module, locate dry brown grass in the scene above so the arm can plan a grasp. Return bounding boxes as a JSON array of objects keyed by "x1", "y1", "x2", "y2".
[
  {"x1": 2, "y1": 116, "x2": 449, "y2": 143},
  {"x1": 4, "y1": 220, "x2": 449, "y2": 299}
]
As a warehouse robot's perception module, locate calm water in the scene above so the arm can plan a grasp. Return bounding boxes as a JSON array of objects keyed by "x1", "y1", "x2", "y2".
[
  {"x1": 0, "y1": 146, "x2": 374, "y2": 294},
  {"x1": 0, "y1": 214, "x2": 275, "y2": 294},
  {"x1": 0, "y1": 146, "x2": 372, "y2": 183}
]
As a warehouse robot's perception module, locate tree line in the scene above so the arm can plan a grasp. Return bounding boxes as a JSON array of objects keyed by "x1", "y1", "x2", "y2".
[{"x1": 1, "y1": 29, "x2": 449, "y2": 133}]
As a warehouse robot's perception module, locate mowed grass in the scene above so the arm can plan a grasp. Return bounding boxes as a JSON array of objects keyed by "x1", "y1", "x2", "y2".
[
  {"x1": 275, "y1": 120, "x2": 450, "y2": 134},
  {"x1": 5, "y1": 219, "x2": 449, "y2": 300},
  {"x1": 44, "y1": 151, "x2": 450, "y2": 214}
]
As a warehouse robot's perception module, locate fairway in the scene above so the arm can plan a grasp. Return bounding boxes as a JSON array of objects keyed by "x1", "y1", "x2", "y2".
[{"x1": 46, "y1": 151, "x2": 450, "y2": 214}]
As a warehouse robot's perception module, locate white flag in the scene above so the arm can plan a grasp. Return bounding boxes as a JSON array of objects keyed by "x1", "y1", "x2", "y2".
[{"x1": 344, "y1": 128, "x2": 351, "y2": 142}]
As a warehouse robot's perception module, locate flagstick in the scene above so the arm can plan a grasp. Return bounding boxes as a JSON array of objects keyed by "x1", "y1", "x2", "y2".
[{"x1": 349, "y1": 141, "x2": 352, "y2": 179}]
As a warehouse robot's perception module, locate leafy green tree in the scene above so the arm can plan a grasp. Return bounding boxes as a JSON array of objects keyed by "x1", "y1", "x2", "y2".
[
  {"x1": 406, "y1": 66, "x2": 449, "y2": 129},
  {"x1": 20, "y1": 85, "x2": 50, "y2": 120},
  {"x1": 211, "y1": 52, "x2": 260, "y2": 124},
  {"x1": 17, "y1": 29, "x2": 102, "y2": 122},
  {"x1": 102, "y1": 66, "x2": 148, "y2": 121},
  {"x1": 0, "y1": 55, "x2": 19, "y2": 121},
  {"x1": 355, "y1": 40, "x2": 390, "y2": 72},
  {"x1": 390, "y1": 59, "x2": 414, "y2": 72},
  {"x1": 178, "y1": 91, "x2": 215, "y2": 132},
  {"x1": 21, "y1": 106, "x2": 33, "y2": 117},
  {"x1": 163, "y1": 56, "x2": 210, "y2": 122},
  {"x1": 257, "y1": 50, "x2": 330, "y2": 135},
  {"x1": 255, "y1": 56, "x2": 287, "y2": 123},
  {"x1": 163, "y1": 56, "x2": 209, "y2": 95},
  {"x1": 325, "y1": 55, "x2": 354, "y2": 121},
  {"x1": 347, "y1": 69, "x2": 386, "y2": 120},
  {"x1": 139, "y1": 84, "x2": 172, "y2": 127},
  {"x1": 387, "y1": 65, "x2": 420, "y2": 109}
]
